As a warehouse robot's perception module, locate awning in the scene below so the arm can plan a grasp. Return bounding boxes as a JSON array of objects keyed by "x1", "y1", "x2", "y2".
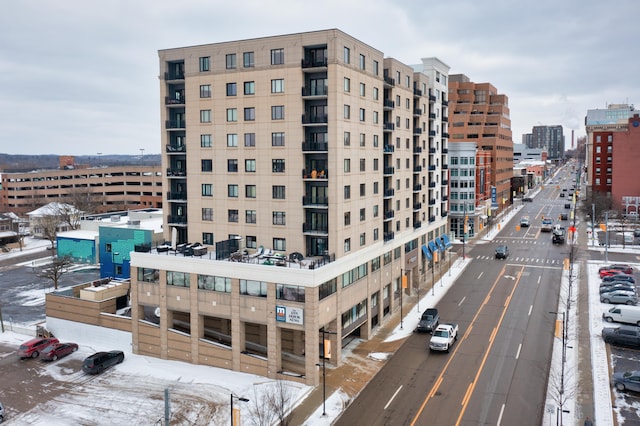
[
  {"x1": 441, "y1": 234, "x2": 452, "y2": 248},
  {"x1": 421, "y1": 244, "x2": 432, "y2": 260},
  {"x1": 428, "y1": 241, "x2": 439, "y2": 253},
  {"x1": 435, "y1": 238, "x2": 445, "y2": 251}
]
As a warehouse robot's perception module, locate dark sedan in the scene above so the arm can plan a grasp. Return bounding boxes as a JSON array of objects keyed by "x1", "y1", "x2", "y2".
[
  {"x1": 82, "y1": 351, "x2": 124, "y2": 374},
  {"x1": 613, "y1": 371, "x2": 640, "y2": 392},
  {"x1": 599, "y1": 283, "x2": 637, "y2": 294},
  {"x1": 602, "y1": 274, "x2": 636, "y2": 284},
  {"x1": 603, "y1": 325, "x2": 640, "y2": 348},
  {"x1": 40, "y1": 342, "x2": 79, "y2": 361}
]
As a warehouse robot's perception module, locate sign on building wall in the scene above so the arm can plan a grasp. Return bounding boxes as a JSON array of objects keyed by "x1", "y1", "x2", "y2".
[{"x1": 276, "y1": 306, "x2": 304, "y2": 325}]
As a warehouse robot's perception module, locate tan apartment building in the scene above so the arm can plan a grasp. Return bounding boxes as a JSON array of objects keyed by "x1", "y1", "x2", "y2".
[
  {"x1": 447, "y1": 74, "x2": 514, "y2": 230},
  {"x1": 130, "y1": 29, "x2": 451, "y2": 386},
  {"x1": 0, "y1": 162, "x2": 163, "y2": 215}
]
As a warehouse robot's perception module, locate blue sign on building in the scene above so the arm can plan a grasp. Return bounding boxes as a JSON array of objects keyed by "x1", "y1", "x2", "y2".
[{"x1": 491, "y1": 186, "x2": 498, "y2": 208}]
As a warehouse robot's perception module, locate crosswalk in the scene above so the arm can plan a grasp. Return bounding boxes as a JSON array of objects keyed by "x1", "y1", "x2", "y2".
[{"x1": 473, "y1": 254, "x2": 564, "y2": 265}]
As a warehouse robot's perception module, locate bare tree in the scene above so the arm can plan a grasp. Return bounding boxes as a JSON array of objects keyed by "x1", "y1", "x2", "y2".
[
  {"x1": 39, "y1": 213, "x2": 62, "y2": 251},
  {"x1": 267, "y1": 380, "x2": 294, "y2": 426},
  {"x1": 61, "y1": 186, "x2": 105, "y2": 222},
  {"x1": 247, "y1": 386, "x2": 276, "y2": 426},
  {"x1": 37, "y1": 255, "x2": 73, "y2": 290},
  {"x1": 579, "y1": 190, "x2": 612, "y2": 223}
]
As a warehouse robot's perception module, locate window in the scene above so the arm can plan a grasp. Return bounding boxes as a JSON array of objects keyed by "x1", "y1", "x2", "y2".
[
  {"x1": 373, "y1": 135, "x2": 378, "y2": 147},
  {"x1": 272, "y1": 159, "x2": 285, "y2": 173},
  {"x1": 167, "y1": 271, "x2": 190, "y2": 287},
  {"x1": 244, "y1": 133, "x2": 255, "y2": 147},
  {"x1": 360, "y1": 158, "x2": 366, "y2": 171},
  {"x1": 201, "y1": 159, "x2": 212, "y2": 172},
  {"x1": 271, "y1": 79, "x2": 284, "y2": 93},
  {"x1": 359, "y1": 54, "x2": 365, "y2": 70},
  {"x1": 246, "y1": 185, "x2": 256, "y2": 198},
  {"x1": 271, "y1": 48, "x2": 284, "y2": 65},
  {"x1": 360, "y1": 233, "x2": 366, "y2": 246},
  {"x1": 360, "y1": 82, "x2": 365, "y2": 96},
  {"x1": 359, "y1": 133, "x2": 366, "y2": 147},
  {"x1": 344, "y1": 131, "x2": 351, "y2": 146},
  {"x1": 228, "y1": 209, "x2": 239, "y2": 223},
  {"x1": 272, "y1": 106, "x2": 284, "y2": 120},
  {"x1": 227, "y1": 159, "x2": 238, "y2": 172},
  {"x1": 344, "y1": 185, "x2": 351, "y2": 199},
  {"x1": 138, "y1": 267, "x2": 159, "y2": 283},
  {"x1": 344, "y1": 105, "x2": 350, "y2": 119},
  {"x1": 276, "y1": 284, "x2": 305, "y2": 302},
  {"x1": 273, "y1": 211, "x2": 286, "y2": 225},
  {"x1": 246, "y1": 210, "x2": 256, "y2": 224},
  {"x1": 360, "y1": 183, "x2": 365, "y2": 196},
  {"x1": 202, "y1": 233, "x2": 213, "y2": 245},
  {"x1": 373, "y1": 87, "x2": 379, "y2": 100},
  {"x1": 243, "y1": 51, "x2": 254, "y2": 68},
  {"x1": 373, "y1": 60, "x2": 379, "y2": 75},
  {"x1": 244, "y1": 81, "x2": 255, "y2": 95},
  {"x1": 202, "y1": 208, "x2": 213, "y2": 221},
  {"x1": 359, "y1": 108, "x2": 365, "y2": 121},
  {"x1": 344, "y1": 47, "x2": 350, "y2": 64},
  {"x1": 240, "y1": 279, "x2": 267, "y2": 297},
  {"x1": 344, "y1": 238, "x2": 351, "y2": 253},
  {"x1": 227, "y1": 109, "x2": 237, "y2": 122},
  {"x1": 228, "y1": 184, "x2": 238, "y2": 197},
  {"x1": 272, "y1": 132, "x2": 285, "y2": 146},
  {"x1": 226, "y1": 82, "x2": 237, "y2": 96},
  {"x1": 373, "y1": 205, "x2": 378, "y2": 217},
  {"x1": 360, "y1": 208, "x2": 365, "y2": 221},
  {"x1": 344, "y1": 212, "x2": 351, "y2": 226},
  {"x1": 201, "y1": 134, "x2": 212, "y2": 147},
  {"x1": 373, "y1": 159, "x2": 379, "y2": 172},
  {"x1": 200, "y1": 110, "x2": 211, "y2": 123},
  {"x1": 406, "y1": 75, "x2": 410, "y2": 88},
  {"x1": 200, "y1": 84, "x2": 211, "y2": 98},
  {"x1": 244, "y1": 107, "x2": 255, "y2": 121},
  {"x1": 272, "y1": 185, "x2": 286, "y2": 199},
  {"x1": 344, "y1": 77, "x2": 350, "y2": 92},
  {"x1": 246, "y1": 236, "x2": 257, "y2": 249},
  {"x1": 202, "y1": 184, "x2": 213, "y2": 196},
  {"x1": 199, "y1": 56, "x2": 210, "y2": 72},
  {"x1": 226, "y1": 53, "x2": 236, "y2": 69},
  {"x1": 373, "y1": 111, "x2": 379, "y2": 124},
  {"x1": 198, "y1": 275, "x2": 231, "y2": 292},
  {"x1": 344, "y1": 158, "x2": 351, "y2": 172},
  {"x1": 273, "y1": 238, "x2": 286, "y2": 251},
  {"x1": 227, "y1": 133, "x2": 238, "y2": 147},
  {"x1": 245, "y1": 159, "x2": 256, "y2": 172}
]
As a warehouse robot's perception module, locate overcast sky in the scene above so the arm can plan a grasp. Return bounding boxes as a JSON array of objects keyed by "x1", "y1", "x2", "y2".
[{"x1": 1, "y1": 0, "x2": 637, "y2": 156}]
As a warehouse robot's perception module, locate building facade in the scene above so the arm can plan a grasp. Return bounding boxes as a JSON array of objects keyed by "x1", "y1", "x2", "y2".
[
  {"x1": 130, "y1": 29, "x2": 451, "y2": 385},
  {"x1": 447, "y1": 74, "x2": 513, "y2": 221},
  {"x1": 0, "y1": 163, "x2": 163, "y2": 215},
  {"x1": 531, "y1": 125, "x2": 564, "y2": 161}
]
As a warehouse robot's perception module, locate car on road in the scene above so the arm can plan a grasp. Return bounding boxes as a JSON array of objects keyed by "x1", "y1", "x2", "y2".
[
  {"x1": 613, "y1": 370, "x2": 640, "y2": 392},
  {"x1": 602, "y1": 325, "x2": 640, "y2": 348},
  {"x1": 522, "y1": 197, "x2": 533, "y2": 202},
  {"x1": 601, "y1": 290, "x2": 638, "y2": 305},
  {"x1": 495, "y1": 245, "x2": 509, "y2": 259},
  {"x1": 599, "y1": 283, "x2": 636, "y2": 295},
  {"x1": 82, "y1": 351, "x2": 125, "y2": 374},
  {"x1": 18, "y1": 337, "x2": 59, "y2": 359},
  {"x1": 429, "y1": 323, "x2": 458, "y2": 352},
  {"x1": 602, "y1": 274, "x2": 636, "y2": 284},
  {"x1": 541, "y1": 218, "x2": 554, "y2": 232},
  {"x1": 560, "y1": 213, "x2": 569, "y2": 220},
  {"x1": 520, "y1": 216, "x2": 530, "y2": 227},
  {"x1": 600, "y1": 264, "x2": 634, "y2": 278},
  {"x1": 40, "y1": 342, "x2": 79, "y2": 361},
  {"x1": 416, "y1": 308, "x2": 439, "y2": 333},
  {"x1": 564, "y1": 203, "x2": 571, "y2": 209},
  {"x1": 559, "y1": 192, "x2": 565, "y2": 198}
]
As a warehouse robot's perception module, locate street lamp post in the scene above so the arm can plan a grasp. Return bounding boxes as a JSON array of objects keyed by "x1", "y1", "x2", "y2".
[
  {"x1": 230, "y1": 393, "x2": 249, "y2": 426},
  {"x1": 400, "y1": 270, "x2": 405, "y2": 329},
  {"x1": 317, "y1": 326, "x2": 337, "y2": 417}
]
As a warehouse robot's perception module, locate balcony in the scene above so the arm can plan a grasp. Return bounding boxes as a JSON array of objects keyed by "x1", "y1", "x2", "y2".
[
  {"x1": 414, "y1": 108, "x2": 422, "y2": 116},
  {"x1": 383, "y1": 144, "x2": 395, "y2": 153},
  {"x1": 429, "y1": 182, "x2": 436, "y2": 188},
  {"x1": 413, "y1": 184, "x2": 422, "y2": 191},
  {"x1": 442, "y1": 179, "x2": 448, "y2": 185},
  {"x1": 413, "y1": 165, "x2": 422, "y2": 173},
  {"x1": 413, "y1": 146, "x2": 422, "y2": 154},
  {"x1": 384, "y1": 76, "x2": 395, "y2": 86},
  {"x1": 443, "y1": 132, "x2": 450, "y2": 138},
  {"x1": 302, "y1": 114, "x2": 328, "y2": 124},
  {"x1": 301, "y1": 141, "x2": 328, "y2": 152},
  {"x1": 442, "y1": 164, "x2": 448, "y2": 169},
  {"x1": 384, "y1": 210, "x2": 395, "y2": 220},
  {"x1": 413, "y1": 128, "x2": 423, "y2": 135},
  {"x1": 429, "y1": 95, "x2": 436, "y2": 102},
  {"x1": 166, "y1": 191, "x2": 187, "y2": 201},
  {"x1": 164, "y1": 71, "x2": 184, "y2": 81},
  {"x1": 414, "y1": 88, "x2": 423, "y2": 97},
  {"x1": 303, "y1": 223, "x2": 329, "y2": 234},
  {"x1": 429, "y1": 147, "x2": 436, "y2": 154},
  {"x1": 384, "y1": 231, "x2": 395, "y2": 242},
  {"x1": 428, "y1": 165, "x2": 436, "y2": 171},
  {"x1": 167, "y1": 215, "x2": 187, "y2": 225},
  {"x1": 166, "y1": 168, "x2": 186, "y2": 177},
  {"x1": 383, "y1": 122, "x2": 395, "y2": 131},
  {"x1": 442, "y1": 99, "x2": 449, "y2": 106},
  {"x1": 384, "y1": 99, "x2": 395, "y2": 109},
  {"x1": 413, "y1": 221, "x2": 422, "y2": 229},
  {"x1": 301, "y1": 86, "x2": 328, "y2": 97},
  {"x1": 165, "y1": 96, "x2": 185, "y2": 105},
  {"x1": 442, "y1": 195, "x2": 448, "y2": 201},
  {"x1": 441, "y1": 211, "x2": 448, "y2": 218},
  {"x1": 429, "y1": 113, "x2": 436, "y2": 119},
  {"x1": 413, "y1": 202, "x2": 422, "y2": 211},
  {"x1": 166, "y1": 144, "x2": 186, "y2": 153},
  {"x1": 166, "y1": 120, "x2": 185, "y2": 129},
  {"x1": 384, "y1": 189, "x2": 395, "y2": 198},
  {"x1": 429, "y1": 215, "x2": 436, "y2": 222},
  {"x1": 429, "y1": 130, "x2": 436, "y2": 137},
  {"x1": 429, "y1": 199, "x2": 436, "y2": 205},
  {"x1": 442, "y1": 148, "x2": 448, "y2": 154},
  {"x1": 302, "y1": 169, "x2": 328, "y2": 179},
  {"x1": 301, "y1": 58, "x2": 328, "y2": 69},
  {"x1": 383, "y1": 167, "x2": 395, "y2": 175},
  {"x1": 442, "y1": 116, "x2": 448, "y2": 122},
  {"x1": 302, "y1": 196, "x2": 329, "y2": 206}
]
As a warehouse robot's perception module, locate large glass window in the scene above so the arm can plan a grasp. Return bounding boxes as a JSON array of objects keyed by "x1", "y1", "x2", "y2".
[
  {"x1": 245, "y1": 159, "x2": 256, "y2": 172},
  {"x1": 244, "y1": 81, "x2": 255, "y2": 95},
  {"x1": 228, "y1": 209, "x2": 239, "y2": 222},
  {"x1": 227, "y1": 159, "x2": 238, "y2": 172},
  {"x1": 137, "y1": 268, "x2": 159, "y2": 283},
  {"x1": 227, "y1": 133, "x2": 238, "y2": 147},
  {"x1": 246, "y1": 185, "x2": 256, "y2": 198},
  {"x1": 271, "y1": 79, "x2": 284, "y2": 93},
  {"x1": 272, "y1": 159, "x2": 285, "y2": 173},
  {"x1": 167, "y1": 271, "x2": 190, "y2": 287},
  {"x1": 273, "y1": 211, "x2": 286, "y2": 225},
  {"x1": 276, "y1": 284, "x2": 305, "y2": 302},
  {"x1": 199, "y1": 57, "x2": 210, "y2": 72},
  {"x1": 272, "y1": 132, "x2": 285, "y2": 146},
  {"x1": 271, "y1": 48, "x2": 284, "y2": 65},
  {"x1": 227, "y1": 109, "x2": 237, "y2": 122},
  {"x1": 226, "y1": 53, "x2": 236, "y2": 69},
  {"x1": 240, "y1": 280, "x2": 267, "y2": 297},
  {"x1": 272, "y1": 106, "x2": 284, "y2": 120},
  {"x1": 244, "y1": 133, "x2": 255, "y2": 147},
  {"x1": 202, "y1": 208, "x2": 213, "y2": 221},
  {"x1": 201, "y1": 159, "x2": 212, "y2": 172},
  {"x1": 200, "y1": 134, "x2": 212, "y2": 147},
  {"x1": 272, "y1": 185, "x2": 285, "y2": 199},
  {"x1": 246, "y1": 210, "x2": 256, "y2": 224},
  {"x1": 200, "y1": 85, "x2": 211, "y2": 98},
  {"x1": 243, "y1": 51, "x2": 254, "y2": 68},
  {"x1": 226, "y1": 83, "x2": 237, "y2": 96},
  {"x1": 200, "y1": 110, "x2": 211, "y2": 123},
  {"x1": 198, "y1": 275, "x2": 231, "y2": 292},
  {"x1": 201, "y1": 184, "x2": 212, "y2": 196},
  {"x1": 244, "y1": 107, "x2": 255, "y2": 121},
  {"x1": 228, "y1": 184, "x2": 238, "y2": 198}
]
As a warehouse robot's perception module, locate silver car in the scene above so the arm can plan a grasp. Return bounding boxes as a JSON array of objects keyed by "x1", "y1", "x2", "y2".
[
  {"x1": 601, "y1": 290, "x2": 638, "y2": 305},
  {"x1": 613, "y1": 370, "x2": 640, "y2": 392}
]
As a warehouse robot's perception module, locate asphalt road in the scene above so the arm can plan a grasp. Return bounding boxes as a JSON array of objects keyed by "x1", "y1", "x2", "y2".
[{"x1": 336, "y1": 176, "x2": 573, "y2": 425}]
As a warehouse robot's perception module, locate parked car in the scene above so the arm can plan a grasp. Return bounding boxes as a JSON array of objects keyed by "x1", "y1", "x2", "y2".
[
  {"x1": 602, "y1": 274, "x2": 636, "y2": 284},
  {"x1": 82, "y1": 351, "x2": 124, "y2": 374},
  {"x1": 520, "y1": 216, "x2": 530, "y2": 227},
  {"x1": 601, "y1": 290, "x2": 638, "y2": 305},
  {"x1": 40, "y1": 342, "x2": 79, "y2": 361},
  {"x1": 599, "y1": 283, "x2": 636, "y2": 295},
  {"x1": 18, "y1": 337, "x2": 59, "y2": 359},
  {"x1": 613, "y1": 371, "x2": 640, "y2": 392},
  {"x1": 602, "y1": 325, "x2": 640, "y2": 348},
  {"x1": 522, "y1": 197, "x2": 533, "y2": 202},
  {"x1": 495, "y1": 245, "x2": 509, "y2": 259},
  {"x1": 416, "y1": 308, "x2": 439, "y2": 333},
  {"x1": 600, "y1": 264, "x2": 634, "y2": 278}
]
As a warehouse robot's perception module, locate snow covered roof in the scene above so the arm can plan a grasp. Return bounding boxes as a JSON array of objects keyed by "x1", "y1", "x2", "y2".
[{"x1": 27, "y1": 202, "x2": 81, "y2": 217}]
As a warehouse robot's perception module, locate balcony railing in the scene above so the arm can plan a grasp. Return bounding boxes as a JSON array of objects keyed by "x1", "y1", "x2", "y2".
[
  {"x1": 413, "y1": 165, "x2": 422, "y2": 172},
  {"x1": 302, "y1": 196, "x2": 329, "y2": 206},
  {"x1": 301, "y1": 58, "x2": 328, "y2": 68},
  {"x1": 413, "y1": 221, "x2": 422, "y2": 229},
  {"x1": 429, "y1": 113, "x2": 436, "y2": 119},
  {"x1": 166, "y1": 120, "x2": 185, "y2": 129},
  {"x1": 442, "y1": 179, "x2": 449, "y2": 185},
  {"x1": 414, "y1": 108, "x2": 422, "y2": 116},
  {"x1": 413, "y1": 146, "x2": 422, "y2": 154},
  {"x1": 167, "y1": 191, "x2": 187, "y2": 200},
  {"x1": 383, "y1": 145, "x2": 395, "y2": 153},
  {"x1": 414, "y1": 128, "x2": 423, "y2": 135},
  {"x1": 428, "y1": 165, "x2": 436, "y2": 171},
  {"x1": 164, "y1": 72, "x2": 184, "y2": 81},
  {"x1": 303, "y1": 223, "x2": 329, "y2": 234},
  {"x1": 166, "y1": 144, "x2": 186, "y2": 153},
  {"x1": 429, "y1": 182, "x2": 436, "y2": 188},
  {"x1": 302, "y1": 169, "x2": 328, "y2": 179},
  {"x1": 302, "y1": 114, "x2": 328, "y2": 124},
  {"x1": 166, "y1": 168, "x2": 186, "y2": 177},
  {"x1": 384, "y1": 210, "x2": 395, "y2": 220},
  {"x1": 429, "y1": 215, "x2": 436, "y2": 222},
  {"x1": 429, "y1": 95, "x2": 437, "y2": 102},
  {"x1": 413, "y1": 203, "x2": 422, "y2": 210},
  {"x1": 413, "y1": 184, "x2": 422, "y2": 191},
  {"x1": 429, "y1": 199, "x2": 436, "y2": 205},
  {"x1": 384, "y1": 231, "x2": 395, "y2": 242},
  {"x1": 301, "y1": 86, "x2": 328, "y2": 97},
  {"x1": 167, "y1": 215, "x2": 187, "y2": 225},
  {"x1": 165, "y1": 96, "x2": 185, "y2": 105},
  {"x1": 429, "y1": 147, "x2": 436, "y2": 154},
  {"x1": 384, "y1": 189, "x2": 395, "y2": 197},
  {"x1": 301, "y1": 141, "x2": 328, "y2": 151},
  {"x1": 429, "y1": 130, "x2": 436, "y2": 137},
  {"x1": 383, "y1": 167, "x2": 395, "y2": 175},
  {"x1": 383, "y1": 122, "x2": 395, "y2": 131},
  {"x1": 414, "y1": 88, "x2": 423, "y2": 97},
  {"x1": 384, "y1": 76, "x2": 395, "y2": 86}
]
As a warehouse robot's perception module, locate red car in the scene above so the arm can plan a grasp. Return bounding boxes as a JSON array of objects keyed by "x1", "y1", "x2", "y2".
[
  {"x1": 40, "y1": 342, "x2": 79, "y2": 361},
  {"x1": 18, "y1": 337, "x2": 59, "y2": 359},
  {"x1": 600, "y1": 264, "x2": 634, "y2": 278}
]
